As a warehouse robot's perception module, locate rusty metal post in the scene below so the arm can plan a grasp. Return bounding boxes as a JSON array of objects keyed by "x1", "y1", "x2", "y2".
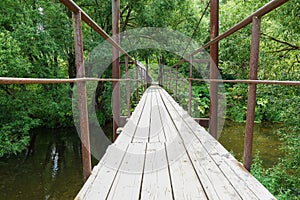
[
  {"x1": 73, "y1": 11, "x2": 91, "y2": 182},
  {"x1": 209, "y1": 0, "x2": 219, "y2": 139},
  {"x1": 188, "y1": 56, "x2": 193, "y2": 115},
  {"x1": 161, "y1": 56, "x2": 164, "y2": 87},
  {"x1": 112, "y1": 0, "x2": 120, "y2": 141},
  {"x1": 168, "y1": 68, "x2": 171, "y2": 90},
  {"x1": 135, "y1": 63, "x2": 139, "y2": 101},
  {"x1": 165, "y1": 67, "x2": 168, "y2": 89},
  {"x1": 146, "y1": 58, "x2": 149, "y2": 87},
  {"x1": 244, "y1": 16, "x2": 261, "y2": 172},
  {"x1": 144, "y1": 69, "x2": 147, "y2": 91},
  {"x1": 175, "y1": 65, "x2": 178, "y2": 100},
  {"x1": 158, "y1": 60, "x2": 162, "y2": 86},
  {"x1": 125, "y1": 56, "x2": 130, "y2": 117}
]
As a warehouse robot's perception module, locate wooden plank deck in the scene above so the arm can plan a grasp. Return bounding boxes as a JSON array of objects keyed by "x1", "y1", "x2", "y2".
[{"x1": 75, "y1": 85, "x2": 276, "y2": 200}]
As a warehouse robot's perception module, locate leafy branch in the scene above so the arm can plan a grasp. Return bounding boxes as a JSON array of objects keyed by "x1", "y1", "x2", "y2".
[{"x1": 261, "y1": 33, "x2": 300, "y2": 53}]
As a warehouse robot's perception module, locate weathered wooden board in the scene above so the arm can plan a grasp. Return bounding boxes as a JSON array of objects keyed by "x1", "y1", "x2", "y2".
[
  {"x1": 76, "y1": 85, "x2": 276, "y2": 200},
  {"x1": 140, "y1": 142, "x2": 173, "y2": 200}
]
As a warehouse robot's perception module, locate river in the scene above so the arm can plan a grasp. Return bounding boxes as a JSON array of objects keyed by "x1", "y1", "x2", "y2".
[{"x1": 0, "y1": 121, "x2": 283, "y2": 199}]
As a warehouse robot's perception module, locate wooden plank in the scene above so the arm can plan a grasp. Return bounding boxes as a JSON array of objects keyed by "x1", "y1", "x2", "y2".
[
  {"x1": 116, "y1": 89, "x2": 149, "y2": 144},
  {"x1": 167, "y1": 103, "x2": 270, "y2": 199},
  {"x1": 149, "y1": 87, "x2": 166, "y2": 142},
  {"x1": 75, "y1": 164, "x2": 101, "y2": 200},
  {"x1": 159, "y1": 87, "x2": 275, "y2": 199},
  {"x1": 78, "y1": 143, "x2": 129, "y2": 200},
  {"x1": 166, "y1": 138, "x2": 208, "y2": 199},
  {"x1": 106, "y1": 143, "x2": 147, "y2": 200},
  {"x1": 132, "y1": 88, "x2": 152, "y2": 143},
  {"x1": 155, "y1": 89, "x2": 208, "y2": 199},
  {"x1": 159, "y1": 89, "x2": 242, "y2": 200},
  {"x1": 177, "y1": 113, "x2": 261, "y2": 199},
  {"x1": 155, "y1": 89, "x2": 178, "y2": 142},
  {"x1": 212, "y1": 145, "x2": 275, "y2": 199},
  {"x1": 140, "y1": 143, "x2": 173, "y2": 200}
]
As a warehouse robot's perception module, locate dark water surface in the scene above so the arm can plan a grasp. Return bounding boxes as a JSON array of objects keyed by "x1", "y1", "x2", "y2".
[
  {"x1": 0, "y1": 121, "x2": 283, "y2": 199},
  {"x1": 0, "y1": 128, "x2": 84, "y2": 200},
  {"x1": 219, "y1": 121, "x2": 283, "y2": 168}
]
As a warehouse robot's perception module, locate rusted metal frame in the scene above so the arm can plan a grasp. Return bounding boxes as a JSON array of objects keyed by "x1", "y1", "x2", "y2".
[
  {"x1": 165, "y1": 67, "x2": 168, "y2": 90},
  {"x1": 112, "y1": 0, "x2": 120, "y2": 141},
  {"x1": 143, "y1": 68, "x2": 147, "y2": 91},
  {"x1": 193, "y1": 118, "x2": 210, "y2": 128},
  {"x1": 175, "y1": 65, "x2": 178, "y2": 100},
  {"x1": 209, "y1": 79, "x2": 300, "y2": 85},
  {"x1": 135, "y1": 62, "x2": 139, "y2": 101},
  {"x1": 188, "y1": 56, "x2": 193, "y2": 115},
  {"x1": 184, "y1": 78, "x2": 300, "y2": 85},
  {"x1": 169, "y1": 0, "x2": 289, "y2": 68},
  {"x1": 120, "y1": 61, "x2": 134, "y2": 65},
  {"x1": 0, "y1": 77, "x2": 133, "y2": 84},
  {"x1": 73, "y1": 11, "x2": 91, "y2": 182},
  {"x1": 60, "y1": 0, "x2": 134, "y2": 61},
  {"x1": 3, "y1": 77, "x2": 299, "y2": 85},
  {"x1": 244, "y1": 16, "x2": 261, "y2": 172},
  {"x1": 125, "y1": 56, "x2": 131, "y2": 117},
  {"x1": 162, "y1": 57, "x2": 165, "y2": 87},
  {"x1": 209, "y1": 0, "x2": 219, "y2": 139},
  {"x1": 146, "y1": 58, "x2": 149, "y2": 88},
  {"x1": 158, "y1": 56, "x2": 164, "y2": 87},
  {"x1": 168, "y1": 68, "x2": 171, "y2": 90}
]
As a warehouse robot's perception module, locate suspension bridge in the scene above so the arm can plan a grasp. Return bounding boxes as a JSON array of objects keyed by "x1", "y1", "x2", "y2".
[{"x1": 0, "y1": 0, "x2": 298, "y2": 199}]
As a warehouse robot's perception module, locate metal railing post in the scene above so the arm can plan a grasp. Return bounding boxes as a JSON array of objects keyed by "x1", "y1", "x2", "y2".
[
  {"x1": 146, "y1": 58, "x2": 149, "y2": 87},
  {"x1": 112, "y1": 0, "x2": 120, "y2": 141},
  {"x1": 135, "y1": 62, "x2": 139, "y2": 101},
  {"x1": 168, "y1": 68, "x2": 171, "y2": 90},
  {"x1": 209, "y1": 0, "x2": 219, "y2": 139},
  {"x1": 73, "y1": 11, "x2": 91, "y2": 182},
  {"x1": 244, "y1": 16, "x2": 261, "y2": 172},
  {"x1": 188, "y1": 56, "x2": 193, "y2": 115},
  {"x1": 175, "y1": 65, "x2": 178, "y2": 100},
  {"x1": 125, "y1": 56, "x2": 130, "y2": 117}
]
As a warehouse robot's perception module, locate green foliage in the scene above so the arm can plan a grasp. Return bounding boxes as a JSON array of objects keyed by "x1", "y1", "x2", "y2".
[
  {"x1": 0, "y1": 0, "x2": 74, "y2": 156},
  {"x1": 96, "y1": 81, "x2": 113, "y2": 125},
  {"x1": 252, "y1": 96, "x2": 300, "y2": 199},
  {"x1": 252, "y1": 133, "x2": 299, "y2": 199},
  {"x1": 0, "y1": 93, "x2": 40, "y2": 157}
]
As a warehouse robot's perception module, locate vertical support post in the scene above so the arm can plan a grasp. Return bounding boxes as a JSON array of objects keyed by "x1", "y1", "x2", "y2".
[
  {"x1": 161, "y1": 57, "x2": 164, "y2": 87},
  {"x1": 165, "y1": 68, "x2": 168, "y2": 89},
  {"x1": 244, "y1": 16, "x2": 261, "y2": 172},
  {"x1": 135, "y1": 62, "x2": 139, "y2": 101},
  {"x1": 146, "y1": 58, "x2": 149, "y2": 87},
  {"x1": 158, "y1": 56, "x2": 164, "y2": 87},
  {"x1": 73, "y1": 11, "x2": 91, "y2": 182},
  {"x1": 188, "y1": 56, "x2": 193, "y2": 115},
  {"x1": 209, "y1": 0, "x2": 219, "y2": 139},
  {"x1": 125, "y1": 56, "x2": 130, "y2": 117},
  {"x1": 144, "y1": 69, "x2": 146, "y2": 91},
  {"x1": 112, "y1": 0, "x2": 120, "y2": 141},
  {"x1": 175, "y1": 65, "x2": 178, "y2": 100},
  {"x1": 168, "y1": 68, "x2": 171, "y2": 90}
]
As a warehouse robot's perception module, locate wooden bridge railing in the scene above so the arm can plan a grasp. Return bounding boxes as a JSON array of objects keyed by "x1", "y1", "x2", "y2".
[{"x1": 161, "y1": 0, "x2": 299, "y2": 171}]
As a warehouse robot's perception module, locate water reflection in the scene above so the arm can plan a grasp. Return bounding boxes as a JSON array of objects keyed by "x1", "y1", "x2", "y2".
[
  {"x1": 0, "y1": 128, "x2": 83, "y2": 200},
  {"x1": 50, "y1": 145, "x2": 59, "y2": 178}
]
